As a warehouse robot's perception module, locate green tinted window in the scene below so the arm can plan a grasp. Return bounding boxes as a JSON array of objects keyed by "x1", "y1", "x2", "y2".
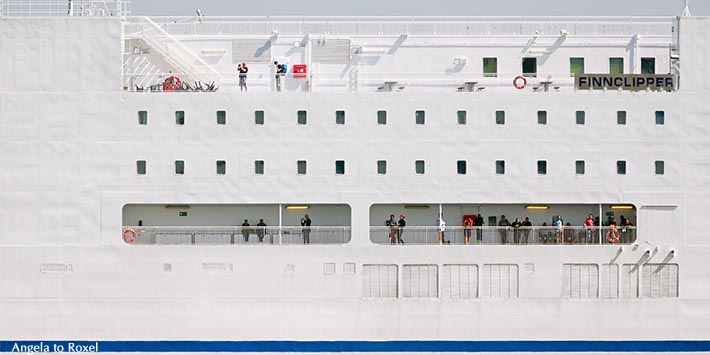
[
  {"x1": 377, "y1": 160, "x2": 387, "y2": 175},
  {"x1": 575, "y1": 160, "x2": 585, "y2": 175},
  {"x1": 297, "y1": 110, "x2": 307, "y2": 125},
  {"x1": 570, "y1": 57, "x2": 585, "y2": 76},
  {"x1": 335, "y1": 160, "x2": 345, "y2": 175},
  {"x1": 415, "y1": 110, "x2": 425, "y2": 125},
  {"x1": 415, "y1": 160, "x2": 425, "y2": 175},
  {"x1": 641, "y1": 58, "x2": 655, "y2": 74},
  {"x1": 538, "y1": 111, "x2": 547, "y2": 125},
  {"x1": 495, "y1": 110, "x2": 505, "y2": 125},
  {"x1": 335, "y1": 111, "x2": 345, "y2": 125},
  {"x1": 457, "y1": 110, "x2": 467, "y2": 125},
  {"x1": 483, "y1": 58, "x2": 498, "y2": 77},
  {"x1": 216, "y1": 111, "x2": 226, "y2": 125},
  {"x1": 457, "y1": 160, "x2": 466, "y2": 175},
  {"x1": 136, "y1": 160, "x2": 146, "y2": 175},
  {"x1": 138, "y1": 111, "x2": 148, "y2": 125},
  {"x1": 216, "y1": 160, "x2": 226, "y2": 175},
  {"x1": 255, "y1": 110, "x2": 265, "y2": 125},
  {"x1": 617, "y1": 111, "x2": 627, "y2": 125},
  {"x1": 297, "y1": 160, "x2": 307, "y2": 175},
  {"x1": 255, "y1": 160, "x2": 264, "y2": 175},
  {"x1": 377, "y1": 110, "x2": 387, "y2": 125},
  {"x1": 610, "y1": 58, "x2": 624, "y2": 74},
  {"x1": 522, "y1": 58, "x2": 537, "y2": 77},
  {"x1": 496, "y1": 160, "x2": 505, "y2": 175},
  {"x1": 655, "y1": 160, "x2": 665, "y2": 175},
  {"x1": 537, "y1": 160, "x2": 547, "y2": 175}
]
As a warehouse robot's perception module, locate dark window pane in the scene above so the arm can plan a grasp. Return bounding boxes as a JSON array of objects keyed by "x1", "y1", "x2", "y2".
[
  {"x1": 575, "y1": 160, "x2": 585, "y2": 175},
  {"x1": 457, "y1": 160, "x2": 467, "y2": 175},
  {"x1": 377, "y1": 110, "x2": 387, "y2": 125},
  {"x1": 496, "y1": 160, "x2": 505, "y2": 174},
  {"x1": 610, "y1": 58, "x2": 624, "y2": 74},
  {"x1": 335, "y1": 111, "x2": 345, "y2": 125},
  {"x1": 655, "y1": 160, "x2": 665, "y2": 175},
  {"x1": 522, "y1": 57, "x2": 537, "y2": 77},
  {"x1": 457, "y1": 110, "x2": 467, "y2": 125},
  {"x1": 483, "y1": 58, "x2": 498, "y2": 77},
  {"x1": 297, "y1": 160, "x2": 307, "y2": 175},
  {"x1": 255, "y1": 110, "x2": 265, "y2": 125},
  {"x1": 377, "y1": 160, "x2": 387, "y2": 175},
  {"x1": 415, "y1": 160, "x2": 425, "y2": 174},
  {"x1": 216, "y1": 110, "x2": 226, "y2": 125},
  {"x1": 655, "y1": 111, "x2": 665, "y2": 125},
  {"x1": 576, "y1": 110, "x2": 585, "y2": 125},
  {"x1": 335, "y1": 160, "x2": 345, "y2": 175},
  {"x1": 138, "y1": 111, "x2": 148, "y2": 125},
  {"x1": 538, "y1": 111, "x2": 547, "y2": 125},
  {"x1": 297, "y1": 110, "x2": 307, "y2": 125},
  {"x1": 216, "y1": 160, "x2": 226, "y2": 175},
  {"x1": 617, "y1": 160, "x2": 626, "y2": 175},
  {"x1": 136, "y1": 160, "x2": 146, "y2": 175},
  {"x1": 175, "y1": 160, "x2": 185, "y2": 175},
  {"x1": 175, "y1": 111, "x2": 185, "y2": 125},
  {"x1": 496, "y1": 110, "x2": 505, "y2": 125},
  {"x1": 415, "y1": 110, "x2": 425, "y2": 125},
  {"x1": 255, "y1": 160, "x2": 264, "y2": 175},
  {"x1": 570, "y1": 57, "x2": 585, "y2": 76},
  {"x1": 617, "y1": 111, "x2": 627, "y2": 125},
  {"x1": 641, "y1": 57, "x2": 656, "y2": 74},
  {"x1": 537, "y1": 160, "x2": 547, "y2": 175}
]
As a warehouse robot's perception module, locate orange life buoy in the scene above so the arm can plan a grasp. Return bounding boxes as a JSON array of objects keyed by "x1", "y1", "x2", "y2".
[
  {"x1": 163, "y1": 76, "x2": 182, "y2": 92},
  {"x1": 123, "y1": 228, "x2": 137, "y2": 244},
  {"x1": 513, "y1": 75, "x2": 527, "y2": 90},
  {"x1": 606, "y1": 228, "x2": 621, "y2": 243}
]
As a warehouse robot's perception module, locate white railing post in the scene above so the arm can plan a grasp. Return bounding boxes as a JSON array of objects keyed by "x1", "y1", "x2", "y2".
[{"x1": 278, "y1": 204, "x2": 283, "y2": 245}]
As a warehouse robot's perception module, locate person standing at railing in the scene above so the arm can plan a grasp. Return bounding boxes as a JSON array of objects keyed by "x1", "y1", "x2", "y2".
[
  {"x1": 437, "y1": 213, "x2": 448, "y2": 245},
  {"x1": 584, "y1": 214, "x2": 596, "y2": 244},
  {"x1": 620, "y1": 218, "x2": 634, "y2": 244},
  {"x1": 397, "y1": 214, "x2": 406, "y2": 244},
  {"x1": 386, "y1": 214, "x2": 397, "y2": 244},
  {"x1": 498, "y1": 215, "x2": 510, "y2": 244},
  {"x1": 511, "y1": 217, "x2": 522, "y2": 244},
  {"x1": 540, "y1": 222, "x2": 550, "y2": 244},
  {"x1": 274, "y1": 61, "x2": 284, "y2": 92},
  {"x1": 256, "y1": 219, "x2": 267, "y2": 243},
  {"x1": 554, "y1": 215, "x2": 564, "y2": 244},
  {"x1": 301, "y1": 214, "x2": 312, "y2": 244},
  {"x1": 521, "y1": 217, "x2": 532, "y2": 244},
  {"x1": 463, "y1": 217, "x2": 474, "y2": 245},
  {"x1": 238, "y1": 63, "x2": 248, "y2": 92},
  {"x1": 241, "y1": 219, "x2": 251, "y2": 242},
  {"x1": 474, "y1": 214, "x2": 484, "y2": 244}
]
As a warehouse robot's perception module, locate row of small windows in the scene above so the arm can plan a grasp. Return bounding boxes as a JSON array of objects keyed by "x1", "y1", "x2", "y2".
[
  {"x1": 484, "y1": 56, "x2": 657, "y2": 77},
  {"x1": 136, "y1": 160, "x2": 666, "y2": 176},
  {"x1": 138, "y1": 110, "x2": 665, "y2": 126}
]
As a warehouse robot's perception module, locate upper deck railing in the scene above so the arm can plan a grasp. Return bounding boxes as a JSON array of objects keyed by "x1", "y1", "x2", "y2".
[
  {"x1": 124, "y1": 16, "x2": 674, "y2": 37},
  {"x1": 123, "y1": 226, "x2": 351, "y2": 245}
]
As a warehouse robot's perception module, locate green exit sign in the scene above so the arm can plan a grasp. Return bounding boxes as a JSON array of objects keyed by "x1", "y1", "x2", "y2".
[
  {"x1": 179, "y1": 211, "x2": 188, "y2": 217},
  {"x1": 606, "y1": 211, "x2": 614, "y2": 217}
]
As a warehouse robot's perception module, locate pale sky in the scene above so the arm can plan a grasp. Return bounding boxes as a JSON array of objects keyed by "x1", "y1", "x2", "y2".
[{"x1": 132, "y1": 0, "x2": 708, "y2": 17}]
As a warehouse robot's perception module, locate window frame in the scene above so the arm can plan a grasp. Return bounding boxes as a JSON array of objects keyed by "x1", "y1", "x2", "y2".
[
  {"x1": 575, "y1": 160, "x2": 585, "y2": 175},
  {"x1": 576, "y1": 110, "x2": 586, "y2": 125},
  {"x1": 415, "y1": 110, "x2": 425, "y2": 125},
  {"x1": 522, "y1": 57, "x2": 537, "y2": 78},
  {"x1": 174, "y1": 160, "x2": 185, "y2": 175},
  {"x1": 377, "y1": 160, "x2": 387, "y2": 175},
  {"x1": 254, "y1": 110, "x2": 265, "y2": 125},
  {"x1": 136, "y1": 160, "x2": 147, "y2": 175},
  {"x1": 495, "y1": 110, "x2": 505, "y2": 125},
  {"x1": 175, "y1": 110, "x2": 185, "y2": 125},
  {"x1": 655, "y1": 160, "x2": 665, "y2": 175},
  {"x1": 457, "y1": 110, "x2": 467, "y2": 125},
  {"x1": 617, "y1": 110, "x2": 627, "y2": 125},
  {"x1": 216, "y1": 110, "x2": 227, "y2": 125},
  {"x1": 483, "y1": 57, "x2": 498, "y2": 78},
  {"x1": 297, "y1": 160, "x2": 307, "y2": 175},
  {"x1": 377, "y1": 110, "x2": 387, "y2": 125},
  {"x1": 609, "y1": 57, "x2": 624, "y2": 74},
  {"x1": 297, "y1": 110, "x2": 308, "y2": 125},
  {"x1": 570, "y1": 57, "x2": 585, "y2": 77},
  {"x1": 655, "y1": 111, "x2": 665, "y2": 125},
  {"x1": 254, "y1": 160, "x2": 265, "y2": 175},
  {"x1": 415, "y1": 160, "x2": 425, "y2": 175},
  {"x1": 641, "y1": 57, "x2": 656, "y2": 75},
  {"x1": 335, "y1": 110, "x2": 346, "y2": 125},
  {"x1": 137, "y1": 110, "x2": 148, "y2": 125},
  {"x1": 537, "y1": 110, "x2": 547, "y2": 125},
  {"x1": 216, "y1": 160, "x2": 227, "y2": 175}
]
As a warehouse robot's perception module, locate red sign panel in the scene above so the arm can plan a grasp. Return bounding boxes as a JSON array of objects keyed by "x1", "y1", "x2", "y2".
[{"x1": 293, "y1": 64, "x2": 307, "y2": 78}]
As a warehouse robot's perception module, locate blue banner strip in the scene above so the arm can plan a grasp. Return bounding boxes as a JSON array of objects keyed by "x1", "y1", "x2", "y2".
[{"x1": 1, "y1": 340, "x2": 709, "y2": 353}]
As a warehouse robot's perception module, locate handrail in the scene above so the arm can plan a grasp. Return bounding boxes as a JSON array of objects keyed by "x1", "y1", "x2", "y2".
[{"x1": 123, "y1": 225, "x2": 351, "y2": 245}]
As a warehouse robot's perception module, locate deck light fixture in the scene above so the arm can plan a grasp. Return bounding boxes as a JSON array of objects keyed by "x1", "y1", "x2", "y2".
[
  {"x1": 525, "y1": 205, "x2": 549, "y2": 210},
  {"x1": 285, "y1": 205, "x2": 310, "y2": 210},
  {"x1": 610, "y1": 205, "x2": 634, "y2": 210}
]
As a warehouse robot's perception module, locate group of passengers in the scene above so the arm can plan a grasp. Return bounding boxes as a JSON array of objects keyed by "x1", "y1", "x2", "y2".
[
  {"x1": 239, "y1": 214, "x2": 312, "y2": 243},
  {"x1": 236, "y1": 61, "x2": 287, "y2": 92}
]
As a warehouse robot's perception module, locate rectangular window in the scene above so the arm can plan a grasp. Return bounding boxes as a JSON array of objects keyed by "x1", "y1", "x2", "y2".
[
  {"x1": 216, "y1": 110, "x2": 226, "y2": 125},
  {"x1": 297, "y1": 110, "x2": 307, "y2": 125},
  {"x1": 641, "y1": 57, "x2": 656, "y2": 74},
  {"x1": 415, "y1": 110, "x2": 425, "y2": 125},
  {"x1": 570, "y1": 57, "x2": 585, "y2": 76},
  {"x1": 655, "y1": 160, "x2": 665, "y2": 175},
  {"x1": 617, "y1": 110, "x2": 627, "y2": 125},
  {"x1": 495, "y1": 110, "x2": 505, "y2": 125},
  {"x1": 216, "y1": 160, "x2": 226, "y2": 175},
  {"x1": 402, "y1": 264, "x2": 438, "y2": 298},
  {"x1": 576, "y1": 160, "x2": 585, "y2": 175},
  {"x1": 136, "y1": 160, "x2": 146, "y2": 175},
  {"x1": 377, "y1": 110, "x2": 387, "y2": 125},
  {"x1": 610, "y1": 57, "x2": 624, "y2": 74},
  {"x1": 175, "y1": 111, "x2": 185, "y2": 125},
  {"x1": 335, "y1": 160, "x2": 345, "y2": 175},
  {"x1": 457, "y1": 110, "x2": 467, "y2": 125},
  {"x1": 255, "y1": 110, "x2": 265, "y2": 125},
  {"x1": 537, "y1": 160, "x2": 547, "y2": 175},
  {"x1": 297, "y1": 160, "x2": 307, "y2": 175},
  {"x1": 441, "y1": 264, "x2": 478, "y2": 299},
  {"x1": 415, "y1": 160, "x2": 425, "y2": 175},
  {"x1": 483, "y1": 57, "x2": 498, "y2": 77},
  {"x1": 255, "y1": 160, "x2": 264, "y2": 175},
  {"x1": 377, "y1": 160, "x2": 387, "y2": 175},
  {"x1": 617, "y1": 160, "x2": 626, "y2": 175},
  {"x1": 641, "y1": 263, "x2": 678, "y2": 298},
  {"x1": 457, "y1": 160, "x2": 467, "y2": 175},
  {"x1": 576, "y1": 110, "x2": 586, "y2": 125},
  {"x1": 655, "y1": 111, "x2": 665, "y2": 125},
  {"x1": 335, "y1": 110, "x2": 345, "y2": 125},
  {"x1": 362, "y1": 264, "x2": 398, "y2": 298},
  {"x1": 522, "y1": 57, "x2": 537, "y2": 77},
  {"x1": 174, "y1": 160, "x2": 185, "y2": 175},
  {"x1": 137, "y1": 111, "x2": 148, "y2": 125},
  {"x1": 537, "y1": 110, "x2": 547, "y2": 125},
  {"x1": 562, "y1": 264, "x2": 599, "y2": 299},
  {"x1": 480, "y1": 264, "x2": 519, "y2": 298},
  {"x1": 496, "y1": 160, "x2": 505, "y2": 175}
]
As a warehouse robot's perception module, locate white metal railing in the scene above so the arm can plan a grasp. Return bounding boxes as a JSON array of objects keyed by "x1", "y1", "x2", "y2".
[
  {"x1": 125, "y1": 16, "x2": 673, "y2": 37},
  {"x1": 369, "y1": 226, "x2": 637, "y2": 245},
  {"x1": 1, "y1": 0, "x2": 129, "y2": 17},
  {"x1": 123, "y1": 226, "x2": 351, "y2": 245},
  {"x1": 123, "y1": 71, "x2": 219, "y2": 92},
  {"x1": 131, "y1": 17, "x2": 220, "y2": 85}
]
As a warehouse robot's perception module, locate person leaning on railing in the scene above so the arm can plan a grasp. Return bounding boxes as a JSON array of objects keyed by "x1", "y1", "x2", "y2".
[
  {"x1": 397, "y1": 214, "x2": 406, "y2": 244},
  {"x1": 474, "y1": 214, "x2": 484, "y2": 244},
  {"x1": 386, "y1": 214, "x2": 397, "y2": 244},
  {"x1": 256, "y1": 219, "x2": 266, "y2": 243}
]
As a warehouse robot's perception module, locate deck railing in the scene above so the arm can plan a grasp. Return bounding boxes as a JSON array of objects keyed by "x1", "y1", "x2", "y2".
[
  {"x1": 369, "y1": 226, "x2": 637, "y2": 245},
  {"x1": 123, "y1": 226, "x2": 351, "y2": 245}
]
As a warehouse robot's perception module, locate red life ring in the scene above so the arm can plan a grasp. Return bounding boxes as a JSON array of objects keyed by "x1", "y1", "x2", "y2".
[
  {"x1": 163, "y1": 76, "x2": 182, "y2": 92},
  {"x1": 513, "y1": 75, "x2": 527, "y2": 90},
  {"x1": 123, "y1": 228, "x2": 137, "y2": 244},
  {"x1": 606, "y1": 228, "x2": 621, "y2": 243}
]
